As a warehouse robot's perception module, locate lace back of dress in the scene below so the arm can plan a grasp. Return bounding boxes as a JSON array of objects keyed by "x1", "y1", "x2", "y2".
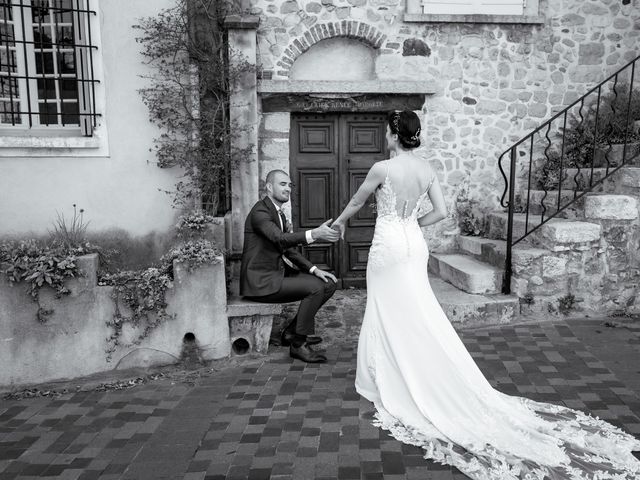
[{"x1": 376, "y1": 161, "x2": 435, "y2": 220}]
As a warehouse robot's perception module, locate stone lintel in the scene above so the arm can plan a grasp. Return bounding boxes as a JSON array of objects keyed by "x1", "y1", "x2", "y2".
[
  {"x1": 403, "y1": 13, "x2": 545, "y2": 25},
  {"x1": 261, "y1": 93, "x2": 426, "y2": 113},
  {"x1": 224, "y1": 14, "x2": 260, "y2": 29},
  {"x1": 258, "y1": 80, "x2": 437, "y2": 95}
]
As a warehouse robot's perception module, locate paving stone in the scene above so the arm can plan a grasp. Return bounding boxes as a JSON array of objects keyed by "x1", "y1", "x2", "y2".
[{"x1": 1, "y1": 292, "x2": 640, "y2": 480}]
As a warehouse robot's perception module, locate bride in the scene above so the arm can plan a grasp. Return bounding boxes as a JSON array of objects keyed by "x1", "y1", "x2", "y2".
[{"x1": 330, "y1": 110, "x2": 640, "y2": 479}]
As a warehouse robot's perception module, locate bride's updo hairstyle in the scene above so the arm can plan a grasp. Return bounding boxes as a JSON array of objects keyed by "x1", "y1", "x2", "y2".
[{"x1": 388, "y1": 110, "x2": 421, "y2": 149}]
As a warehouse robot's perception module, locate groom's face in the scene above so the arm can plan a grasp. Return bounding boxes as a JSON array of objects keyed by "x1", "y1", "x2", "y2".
[{"x1": 267, "y1": 172, "x2": 292, "y2": 204}]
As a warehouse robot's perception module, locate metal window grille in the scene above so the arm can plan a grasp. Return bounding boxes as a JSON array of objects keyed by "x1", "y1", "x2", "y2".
[{"x1": 0, "y1": 0, "x2": 99, "y2": 136}]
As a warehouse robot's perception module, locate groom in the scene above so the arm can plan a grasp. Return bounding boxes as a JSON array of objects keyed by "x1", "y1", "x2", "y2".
[{"x1": 240, "y1": 169, "x2": 340, "y2": 363}]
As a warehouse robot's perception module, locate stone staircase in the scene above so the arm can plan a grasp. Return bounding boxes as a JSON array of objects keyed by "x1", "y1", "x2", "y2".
[{"x1": 428, "y1": 166, "x2": 640, "y2": 323}]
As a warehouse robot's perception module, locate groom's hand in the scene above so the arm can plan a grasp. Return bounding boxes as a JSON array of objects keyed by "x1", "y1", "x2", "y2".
[
  {"x1": 311, "y1": 219, "x2": 341, "y2": 243},
  {"x1": 313, "y1": 268, "x2": 338, "y2": 283},
  {"x1": 330, "y1": 221, "x2": 345, "y2": 240}
]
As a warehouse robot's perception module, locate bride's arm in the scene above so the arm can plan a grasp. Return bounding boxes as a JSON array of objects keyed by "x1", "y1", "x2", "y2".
[
  {"x1": 332, "y1": 162, "x2": 386, "y2": 233},
  {"x1": 418, "y1": 175, "x2": 447, "y2": 227}
]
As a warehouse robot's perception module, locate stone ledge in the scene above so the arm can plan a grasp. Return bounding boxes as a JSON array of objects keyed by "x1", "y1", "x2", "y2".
[
  {"x1": 258, "y1": 80, "x2": 437, "y2": 95},
  {"x1": 585, "y1": 195, "x2": 639, "y2": 220},
  {"x1": 227, "y1": 297, "x2": 283, "y2": 317}
]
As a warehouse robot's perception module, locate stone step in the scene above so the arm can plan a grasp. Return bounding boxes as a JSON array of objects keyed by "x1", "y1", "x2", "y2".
[
  {"x1": 523, "y1": 189, "x2": 585, "y2": 216},
  {"x1": 592, "y1": 142, "x2": 640, "y2": 167},
  {"x1": 429, "y1": 276, "x2": 520, "y2": 327},
  {"x1": 584, "y1": 194, "x2": 639, "y2": 220},
  {"x1": 456, "y1": 235, "x2": 549, "y2": 273},
  {"x1": 428, "y1": 253, "x2": 503, "y2": 294},
  {"x1": 537, "y1": 218, "x2": 601, "y2": 251},
  {"x1": 608, "y1": 167, "x2": 640, "y2": 195},
  {"x1": 562, "y1": 168, "x2": 610, "y2": 190},
  {"x1": 456, "y1": 235, "x2": 506, "y2": 264},
  {"x1": 486, "y1": 212, "x2": 602, "y2": 249},
  {"x1": 486, "y1": 212, "x2": 533, "y2": 242}
]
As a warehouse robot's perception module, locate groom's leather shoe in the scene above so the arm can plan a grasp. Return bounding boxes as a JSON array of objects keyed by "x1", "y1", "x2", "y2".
[
  {"x1": 289, "y1": 344, "x2": 327, "y2": 363},
  {"x1": 281, "y1": 329, "x2": 322, "y2": 347}
]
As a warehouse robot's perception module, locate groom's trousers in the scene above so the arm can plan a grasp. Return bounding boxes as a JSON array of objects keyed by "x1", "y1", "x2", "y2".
[{"x1": 244, "y1": 268, "x2": 337, "y2": 344}]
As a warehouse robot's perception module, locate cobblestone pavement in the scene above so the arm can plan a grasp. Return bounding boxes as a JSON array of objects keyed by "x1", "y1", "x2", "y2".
[{"x1": 1, "y1": 290, "x2": 640, "y2": 480}]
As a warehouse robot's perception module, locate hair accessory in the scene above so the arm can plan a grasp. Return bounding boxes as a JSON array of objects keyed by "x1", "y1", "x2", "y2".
[
  {"x1": 410, "y1": 127, "x2": 421, "y2": 142},
  {"x1": 392, "y1": 112, "x2": 400, "y2": 133}
]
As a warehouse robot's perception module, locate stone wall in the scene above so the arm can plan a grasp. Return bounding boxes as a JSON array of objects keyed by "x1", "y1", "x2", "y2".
[
  {"x1": 0, "y1": 254, "x2": 230, "y2": 388},
  {"x1": 251, "y1": 0, "x2": 639, "y2": 251},
  {"x1": 486, "y1": 177, "x2": 640, "y2": 316}
]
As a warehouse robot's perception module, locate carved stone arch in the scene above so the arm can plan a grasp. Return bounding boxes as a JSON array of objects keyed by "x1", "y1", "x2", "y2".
[{"x1": 275, "y1": 21, "x2": 386, "y2": 77}]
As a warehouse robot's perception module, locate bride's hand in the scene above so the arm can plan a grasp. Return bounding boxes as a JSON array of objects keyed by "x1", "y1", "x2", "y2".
[{"x1": 330, "y1": 221, "x2": 345, "y2": 240}]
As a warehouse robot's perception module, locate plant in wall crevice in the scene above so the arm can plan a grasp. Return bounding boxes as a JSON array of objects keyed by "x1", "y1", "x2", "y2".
[{"x1": 455, "y1": 174, "x2": 485, "y2": 237}]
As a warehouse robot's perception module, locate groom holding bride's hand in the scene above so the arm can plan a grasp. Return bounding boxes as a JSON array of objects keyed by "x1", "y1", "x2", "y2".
[{"x1": 240, "y1": 169, "x2": 340, "y2": 363}]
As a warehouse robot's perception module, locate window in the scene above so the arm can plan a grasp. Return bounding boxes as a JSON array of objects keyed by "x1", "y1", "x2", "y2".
[
  {"x1": 423, "y1": 0, "x2": 523, "y2": 16},
  {"x1": 0, "y1": 0, "x2": 99, "y2": 136}
]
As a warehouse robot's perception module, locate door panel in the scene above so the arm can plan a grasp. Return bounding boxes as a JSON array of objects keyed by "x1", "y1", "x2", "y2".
[
  {"x1": 290, "y1": 113, "x2": 387, "y2": 288},
  {"x1": 291, "y1": 115, "x2": 340, "y2": 279},
  {"x1": 298, "y1": 170, "x2": 334, "y2": 229},
  {"x1": 340, "y1": 114, "x2": 387, "y2": 288}
]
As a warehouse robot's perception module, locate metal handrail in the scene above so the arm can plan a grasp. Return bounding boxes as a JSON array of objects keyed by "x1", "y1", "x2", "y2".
[{"x1": 498, "y1": 54, "x2": 640, "y2": 294}]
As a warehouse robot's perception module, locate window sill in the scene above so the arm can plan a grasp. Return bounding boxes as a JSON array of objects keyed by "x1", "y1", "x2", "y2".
[
  {"x1": 0, "y1": 129, "x2": 109, "y2": 157},
  {"x1": 403, "y1": 13, "x2": 545, "y2": 24}
]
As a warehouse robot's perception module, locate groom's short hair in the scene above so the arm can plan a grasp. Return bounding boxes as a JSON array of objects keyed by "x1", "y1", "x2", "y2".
[{"x1": 265, "y1": 169, "x2": 289, "y2": 185}]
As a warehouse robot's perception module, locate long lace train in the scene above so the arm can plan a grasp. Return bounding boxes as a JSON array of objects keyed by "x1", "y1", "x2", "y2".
[{"x1": 356, "y1": 163, "x2": 640, "y2": 479}]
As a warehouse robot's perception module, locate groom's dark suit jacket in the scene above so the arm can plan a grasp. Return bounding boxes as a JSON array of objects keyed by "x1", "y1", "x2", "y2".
[{"x1": 240, "y1": 197, "x2": 314, "y2": 297}]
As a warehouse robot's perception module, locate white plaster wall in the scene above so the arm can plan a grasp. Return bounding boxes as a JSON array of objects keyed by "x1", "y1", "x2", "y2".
[{"x1": 0, "y1": 0, "x2": 180, "y2": 237}]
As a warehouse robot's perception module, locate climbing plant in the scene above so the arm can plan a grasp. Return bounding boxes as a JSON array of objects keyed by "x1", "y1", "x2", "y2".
[
  {"x1": 99, "y1": 239, "x2": 223, "y2": 361},
  {"x1": 134, "y1": 0, "x2": 252, "y2": 214}
]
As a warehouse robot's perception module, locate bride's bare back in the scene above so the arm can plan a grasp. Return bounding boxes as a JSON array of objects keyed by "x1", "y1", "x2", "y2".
[{"x1": 379, "y1": 154, "x2": 437, "y2": 219}]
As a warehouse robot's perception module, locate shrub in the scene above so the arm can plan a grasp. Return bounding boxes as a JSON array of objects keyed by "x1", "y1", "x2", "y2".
[{"x1": 563, "y1": 85, "x2": 640, "y2": 168}]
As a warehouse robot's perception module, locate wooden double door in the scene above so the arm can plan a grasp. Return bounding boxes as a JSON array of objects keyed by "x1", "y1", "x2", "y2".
[{"x1": 289, "y1": 113, "x2": 388, "y2": 288}]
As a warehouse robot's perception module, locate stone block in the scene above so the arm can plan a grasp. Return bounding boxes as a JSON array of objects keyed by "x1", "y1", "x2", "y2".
[
  {"x1": 263, "y1": 112, "x2": 291, "y2": 133},
  {"x1": 512, "y1": 248, "x2": 547, "y2": 275},
  {"x1": 542, "y1": 255, "x2": 567, "y2": 278},
  {"x1": 584, "y1": 195, "x2": 638, "y2": 220},
  {"x1": 170, "y1": 259, "x2": 231, "y2": 361},
  {"x1": 539, "y1": 219, "x2": 601, "y2": 248},
  {"x1": 619, "y1": 168, "x2": 640, "y2": 188},
  {"x1": 227, "y1": 298, "x2": 283, "y2": 355}
]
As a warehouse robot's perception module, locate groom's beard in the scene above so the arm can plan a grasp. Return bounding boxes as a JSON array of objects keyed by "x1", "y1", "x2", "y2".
[{"x1": 273, "y1": 193, "x2": 290, "y2": 204}]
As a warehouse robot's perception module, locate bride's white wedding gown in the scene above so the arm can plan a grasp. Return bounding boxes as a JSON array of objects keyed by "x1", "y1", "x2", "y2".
[{"x1": 356, "y1": 161, "x2": 640, "y2": 479}]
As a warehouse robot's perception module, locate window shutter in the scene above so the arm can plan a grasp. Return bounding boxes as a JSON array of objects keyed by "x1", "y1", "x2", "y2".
[
  {"x1": 423, "y1": 0, "x2": 524, "y2": 15},
  {"x1": 422, "y1": 0, "x2": 476, "y2": 15},
  {"x1": 478, "y1": 0, "x2": 524, "y2": 15}
]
